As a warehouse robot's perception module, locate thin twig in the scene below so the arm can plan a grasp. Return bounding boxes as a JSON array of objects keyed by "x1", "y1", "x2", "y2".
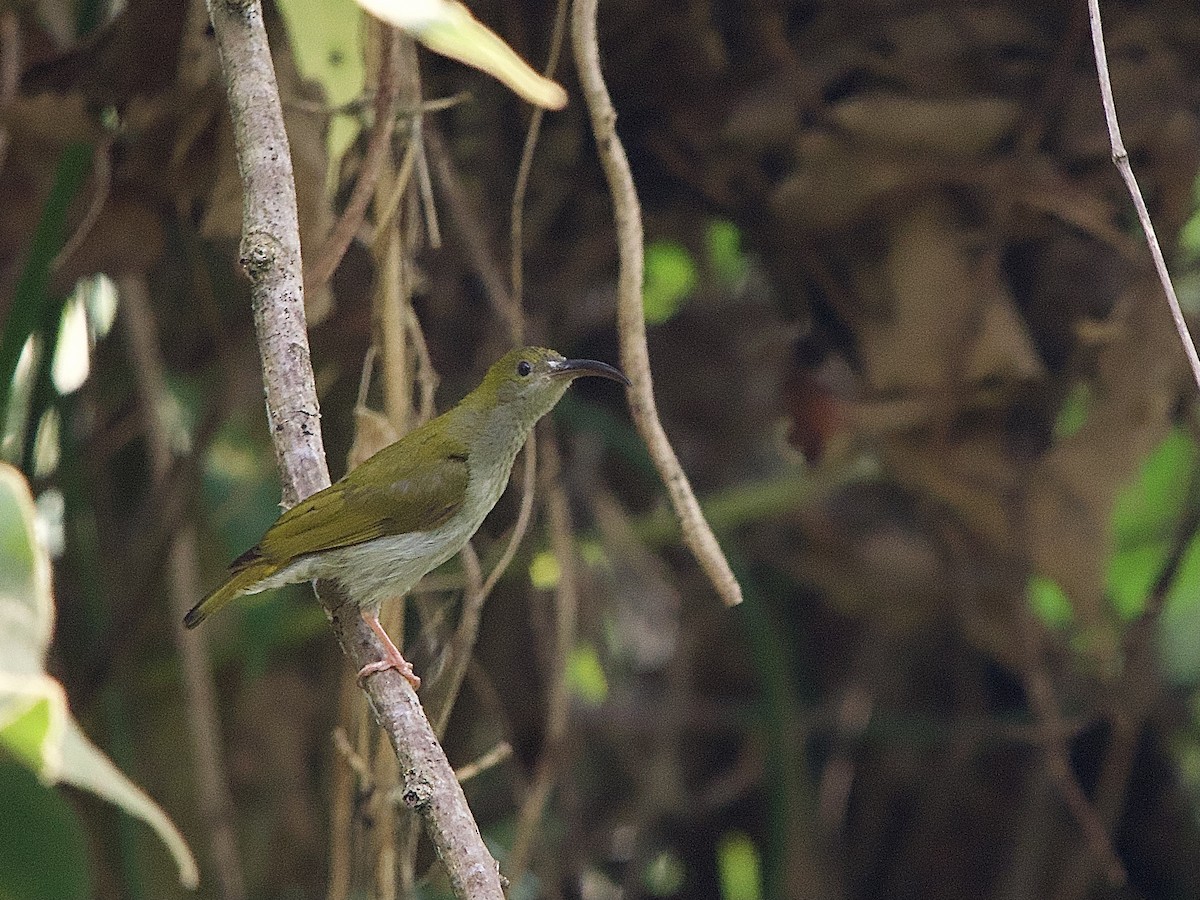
[
  {"x1": 424, "y1": 122, "x2": 523, "y2": 339},
  {"x1": 0, "y1": 10, "x2": 20, "y2": 175},
  {"x1": 306, "y1": 29, "x2": 402, "y2": 292},
  {"x1": 204, "y1": 1, "x2": 502, "y2": 895},
  {"x1": 481, "y1": 442, "x2": 537, "y2": 596},
  {"x1": 571, "y1": 0, "x2": 742, "y2": 607},
  {"x1": 1016, "y1": 608, "x2": 1126, "y2": 886},
  {"x1": 333, "y1": 726, "x2": 373, "y2": 784},
  {"x1": 1087, "y1": 0, "x2": 1200, "y2": 391},
  {"x1": 50, "y1": 139, "x2": 112, "y2": 274},
  {"x1": 510, "y1": 0, "x2": 569, "y2": 317},
  {"x1": 415, "y1": 120, "x2": 442, "y2": 249},
  {"x1": 371, "y1": 137, "x2": 420, "y2": 246},
  {"x1": 508, "y1": 433, "x2": 578, "y2": 882},
  {"x1": 429, "y1": 540, "x2": 486, "y2": 737},
  {"x1": 454, "y1": 742, "x2": 514, "y2": 784},
  {"x1": 118, "y1": 276, "x2": 245, "y2": 900}
]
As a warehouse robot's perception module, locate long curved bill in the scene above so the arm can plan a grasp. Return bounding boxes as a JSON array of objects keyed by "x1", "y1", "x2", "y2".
[{"x1": 547, "y1": 357, "x2": 631, "y2": 386}]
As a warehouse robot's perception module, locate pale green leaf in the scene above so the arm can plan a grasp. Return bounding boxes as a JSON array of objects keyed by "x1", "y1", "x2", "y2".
[
  {"x1": 0, "y1": 463, "x2": 198, "y2": 890},
  {"x1": 354, "y1": 0, "x2": 567, "y2": 110},
  {"x1": 717, "y1": 831, "x2": 763, "y2": 900},
  {"x1": 0, "y1": 463, "x2": 54, "y2": 675},
  {"x1": 276, "y1": 0, "x2": 365, "y2": 166},
  {"x1": 644, "y1": 241, "x2": 698, "y2": 324},
  {"x1": 1027, "y1": 576, "x2": 1074, "y2": 629},
  {"x1": 566, "y1": 644, "x2": 608, "y2": 705}
]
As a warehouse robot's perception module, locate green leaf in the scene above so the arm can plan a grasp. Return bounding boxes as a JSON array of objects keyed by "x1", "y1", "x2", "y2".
[
  {"x1": 353, "y1": 0, "x2": 567, "y2": 109},
  {"x1": 644, "y1": 241, "x2": 698, "y2": 324},
  {"x1": 0, "y1": 142, "x2": 92, "y2": 440},
  {"x1": 0, "y1": 463, "x2": 198, "y2": 890},
  {"x1": 717, "y1": 831, "x2": 763, "y2": 900},
  {"x1": 565, "y1": 644, "x2": 608, "y2": 706},
  {"x1": 0, "y1": 692, "x2": 58, "y2": 771},
  {"x1": 1157, "y1": 537, "x2": 1200, "y2": 684},
  {"x1": 276, "y1": 0, "x2": 365, "y2": 165},
  {"x1": 529, "y1": 550, "x2": 561, "y2": 590},
  {"x1": 706, "y1": 219, "x2": 749, "y2": 285},
  {"x1": 1027, "y1": 576, "x2": 1074, "y2": 629},
  {"x1": 1053, "y1": 382, "x2": 1092, "y2": 441},
  {"x1": 1111, "y1": 427, "x2": 1197, "y2": 550}
]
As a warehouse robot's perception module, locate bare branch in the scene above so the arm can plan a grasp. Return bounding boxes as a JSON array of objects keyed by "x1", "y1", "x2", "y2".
[
  {"x1": 1087, "y1": 0, "x2": 1200, "y2": 391},
  {"x1": 571, "y1": 0, "x2": 742, "y2": 607}
]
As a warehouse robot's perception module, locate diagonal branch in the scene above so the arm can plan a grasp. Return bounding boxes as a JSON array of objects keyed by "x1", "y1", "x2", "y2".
[
  {"x1": 571, "y1": 0, "x2": 742, "y2": 607},
  {"x1": 1087, "y1": 0, "x2": 1200, "y2": 391},
  {"x1": 203, "y1": 1, "x2": 502, "y2": 896}
]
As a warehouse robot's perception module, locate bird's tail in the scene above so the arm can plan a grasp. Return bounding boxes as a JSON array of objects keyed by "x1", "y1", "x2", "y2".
[{"x1": 183, "y1": 558, "x2": 277, "y2": 628}]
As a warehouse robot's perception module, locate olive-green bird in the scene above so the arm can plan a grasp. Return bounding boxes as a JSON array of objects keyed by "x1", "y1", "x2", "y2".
[{"x1": 184, "y1": 347, "x2": 628, "y2": 688}]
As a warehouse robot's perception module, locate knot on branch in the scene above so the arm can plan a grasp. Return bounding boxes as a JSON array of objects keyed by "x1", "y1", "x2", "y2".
[
  {"x1": 401, "y1": 770, "x2": 434, "y2": 810},
  {"x1": 239, "y1": 230, "x2": 283, "y2": 282}
]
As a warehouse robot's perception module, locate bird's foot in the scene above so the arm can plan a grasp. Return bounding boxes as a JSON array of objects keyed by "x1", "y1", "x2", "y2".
[
  {"x1": 358, "y1": 609, "x2": 422, "y2": 690},
  {"x1": 357, "y1": 653, "x2": 421, "y2": 690}
]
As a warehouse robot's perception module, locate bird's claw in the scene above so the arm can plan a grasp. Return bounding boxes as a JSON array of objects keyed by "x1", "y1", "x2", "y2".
[{"x1": 357, "y1": 654, "x2": 421, "y2": 690}]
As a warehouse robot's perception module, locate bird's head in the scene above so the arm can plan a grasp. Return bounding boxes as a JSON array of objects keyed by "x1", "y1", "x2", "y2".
[{"x1": 471, "y1": 346, "x2": 629, "y2": 429}]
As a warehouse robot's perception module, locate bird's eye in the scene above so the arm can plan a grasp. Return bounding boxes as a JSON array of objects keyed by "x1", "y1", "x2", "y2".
[{"x1": 517, "y1": 360, "x2": 532, "y2": 377}]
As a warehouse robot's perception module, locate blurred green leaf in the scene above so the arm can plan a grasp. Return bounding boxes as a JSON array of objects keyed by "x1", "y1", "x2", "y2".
[
  {"x1": 643, "y1": 849, "x2": 685, "y2": 896},
  {"x1": 0, "y1": 694, "x2": 57, "y2": 771},
  {"x1": 0, "y1": 142, "x2": 92, "y2": 441},
  {"x1": 706, "y1": 219, "x2": 749, "y2": 285},
  {"x1": 1111, "y1": 427, "x2": 1197, "y2": 550},
  {"x1": 1027, "y1": 576, "x2": 1074, "y2": 629},
  {"x1": 0, "y1": 463, "x2": 198, "y2": 890},
  {"x1": 1157, "y1": 538, "x2": 1200, "y2": 684},
  {"x1": 644, "y1": 241, "x2": 698, "y2": 324},
  {"x1": 566, "y1": 644, "x2": 608, "y2": 706},
  {"x1": 529, "y1": 550, "x2": 561, "y2": 590},
  {"x1": 1053, "y1": 382, "x2": 1091, "y2": 440},
  {"x1": 1107, "y1": 543, "x2": 1166, "y2": 621},
  {"x1": 717, "y1": 831, "x2": 763, "y2": 900},
  {"x1": 0, "y1": 759, "x2": 90, "y2": 900},
  {"x1": 1107, "y1": 426, "x2": 1198, "y2": 622}
]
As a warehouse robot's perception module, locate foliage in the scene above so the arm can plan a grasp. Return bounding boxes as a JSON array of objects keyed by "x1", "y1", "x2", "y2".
[
  {"x1": 0, "y1": 464, "x2": 197, "y2": 890},
  {"x1": 5, "y1": 0, "x2": 1200, "y2": 898}
]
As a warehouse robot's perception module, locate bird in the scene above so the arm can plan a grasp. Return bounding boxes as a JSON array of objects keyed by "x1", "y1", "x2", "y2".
[{"x1": 184, "y1": 346, "x2": 628, "y2": 689}]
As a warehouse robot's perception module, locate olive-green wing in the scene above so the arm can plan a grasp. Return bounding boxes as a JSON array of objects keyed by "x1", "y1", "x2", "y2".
[{"x1": 241, "y1": 428, "x2": 469, "y2": 568}]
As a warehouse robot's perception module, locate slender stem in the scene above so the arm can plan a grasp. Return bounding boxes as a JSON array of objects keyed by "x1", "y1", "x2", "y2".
[
  {"x1": 1087, "y1": 0, "x2": 1200, "y2": 391},
  {"x1": 510, "y1": 0, "x2": 569, "y2": 317},
  {"x1": 571, "y1": 0, "x2": 742, "y2": 607},
  {"x1": 508, "y1": 434, "x2": 577, "y2": 881}
]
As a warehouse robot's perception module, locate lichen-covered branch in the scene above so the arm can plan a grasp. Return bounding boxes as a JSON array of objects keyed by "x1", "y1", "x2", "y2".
[{"x1": 203, "y1": 1, "x2": 502, "y2": 895}]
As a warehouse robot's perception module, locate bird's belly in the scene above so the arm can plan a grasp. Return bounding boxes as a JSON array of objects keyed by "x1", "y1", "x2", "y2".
[{"x1": 319, "y1": 516, "x2": 476, "y2": 610}]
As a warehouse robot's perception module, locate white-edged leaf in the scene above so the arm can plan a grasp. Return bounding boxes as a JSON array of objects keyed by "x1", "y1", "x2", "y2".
[
  {"x1": 0, "y1": 463, "x2": 199, "y2": 890},
  {"x1": 355, "y1": 0, "x2": 567, "y2": 110}
]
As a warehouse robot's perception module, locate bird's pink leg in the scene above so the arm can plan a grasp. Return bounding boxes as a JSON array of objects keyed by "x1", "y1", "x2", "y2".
[{"x1": 358, "y1": 608, "x2": 421, "y2": 690}]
